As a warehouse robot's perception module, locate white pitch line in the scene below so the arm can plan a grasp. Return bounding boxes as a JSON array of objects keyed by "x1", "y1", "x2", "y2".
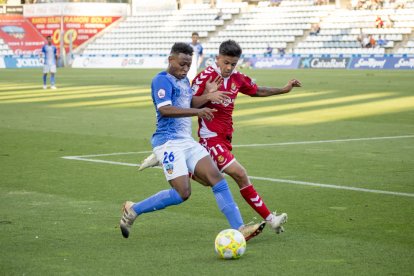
[
  {"x1": 233, "y1": 134, "x2": 414, "y2": 148},
  {"x1": 61, "y1": 155, "x2": 414, "y2": 198},
  {"x1": 62, "y1": 156, "x2": 139, "y2": 167},
  {"x1": 249, "y1": 176, "x2": 414, "y2": 198}
]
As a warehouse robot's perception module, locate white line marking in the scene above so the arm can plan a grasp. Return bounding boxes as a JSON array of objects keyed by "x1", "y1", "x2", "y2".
[
  {"x1": 61, "y1": 134, "x2": 414, "y2": 198},
  {"x1": 61, "y1": 156, "x2": 414, "y2": 198},
  {"x1": 249, "y1": 176, "x2": 414, "y2": 198},
  {"x1": 65, "y1": 150, "x2": 152, "y2": 158},
  {"x1": 62, "y1": 156, "x2": 139, "y2": 167},
  {"x1": 233, "y1": 134, "x2": 414, "y2": 148}
]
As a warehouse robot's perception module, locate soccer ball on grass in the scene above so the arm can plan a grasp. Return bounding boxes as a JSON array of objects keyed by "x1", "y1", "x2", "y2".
[{"x1": 214, "y1": 229, "x2": 246, "y2": 259}]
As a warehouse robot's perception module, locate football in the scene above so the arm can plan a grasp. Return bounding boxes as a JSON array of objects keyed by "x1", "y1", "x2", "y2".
[{"x1": 214, "y1": 229, "x2": 246, "y2": 259}]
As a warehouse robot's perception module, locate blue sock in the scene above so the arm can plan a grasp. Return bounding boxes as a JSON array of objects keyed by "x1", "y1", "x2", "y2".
[
  {"x1": 43, "y1": 75, "x2": 47, "y2": 85},
  {"x1": 51, "y1": 74, "x2": 55, "y2": 85},
  {"x1": 212, "y1": 179, "x2": 244, "y2": 229},
  {"x1": 132, "y1": 188, "x2": 183, "y2": 215}
]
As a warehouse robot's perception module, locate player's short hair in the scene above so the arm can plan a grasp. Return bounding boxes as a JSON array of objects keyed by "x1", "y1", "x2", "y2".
[
  {"x1": 170, "y1": 42, "x2": 193, "y2": 56},
  {"x1": 219, "y1": 40, "x2": 242, "y2": 58},
  {"x1": 192, "y1": 32, "x2": 199, "y2": 37}
]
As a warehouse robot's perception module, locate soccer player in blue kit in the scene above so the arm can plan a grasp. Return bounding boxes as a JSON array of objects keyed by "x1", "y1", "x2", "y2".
[
  {"x1": 41, "y1": 36, "x2": 58, "y2": 89},
  {"x1": 187, "y1": 32, "x2": 204, "y2": 83},
  {"x1": 119, "y1": 42, "x2": 265, "y2": 240}
]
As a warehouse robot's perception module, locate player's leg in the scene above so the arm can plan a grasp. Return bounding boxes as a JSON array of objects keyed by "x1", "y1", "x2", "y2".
[
  {"x1": 224, "y1": 161, "x2": 287, "y2": 233},
  {"x1": 202, "y1": 137, "x2": 287, "y2": 234},
  {"x1": 120, "y1": 143, "x2": 189, "y2": 238},
  {"x1": 42, "y1": 65, "x2": 48, "y2": 89},
  {"x1": 193, "y1": 156, "x2": 265, "y2": 240},
  {"x1": 50, "y1": 65, "x2": 57, "y2": 89}
]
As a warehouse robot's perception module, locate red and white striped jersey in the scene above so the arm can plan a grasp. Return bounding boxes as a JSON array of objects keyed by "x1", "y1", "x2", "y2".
[{"x1": 191, "y1": 63, "x2": 258, "y2": 139}]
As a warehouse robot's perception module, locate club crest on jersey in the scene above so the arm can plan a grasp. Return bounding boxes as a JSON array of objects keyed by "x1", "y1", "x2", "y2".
[
  {"x1": 164, "y1": 163, "x2": 174, "y2": 174},
  {"x1": 157, "y1": 89, "x2": 166, "y2": 99},
  {"x1": 217, "y1": 155, "x2": 227, "y2": 165},
  {"x1": 230, "y1": 82, "x2": 238, "y2": 93}
]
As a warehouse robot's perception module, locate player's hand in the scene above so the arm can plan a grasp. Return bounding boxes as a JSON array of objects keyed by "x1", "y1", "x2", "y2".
[
  {"x1": 204, "y1": 75, "x2": 223, "y2": 94},
  {"x1": 207, "y1": 91, "x2": 232, "y2": 104},
  {"x1": 288, "y1": 79, "x2": 302, "y2": 88},
  {"x1": 198, "y1": 107, "x2": 217, "y2": 121},
  {"x1": 282, "y1": 79, "x2": 302, "y2": 93}
]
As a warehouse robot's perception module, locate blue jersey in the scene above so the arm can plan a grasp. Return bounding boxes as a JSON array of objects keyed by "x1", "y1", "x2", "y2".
[
  {"x1": 189, "y1": 43, "x2": 203, "y2": 58},
  {"x1": 151, "y1": 72, "x2": 193, "y2": 148},
  {"x1": 42, "y1": 44, "x2": 57, "y2": 65}
]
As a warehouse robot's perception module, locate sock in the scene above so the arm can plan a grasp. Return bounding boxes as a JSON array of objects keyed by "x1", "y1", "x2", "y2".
[
  {"x1": 212, "y1": 179, "x2": 244, "y2": 229},
  {"x1": 50, "y1": 74, "x2": 55, "y2": 86},
  {"x1": 43, "y1": 75, "x2": 47, "y2": 85},
  {"x1": 132, "y1": 188, "x2": 183, "y2": 215},
  {"x1": 240, "y1": 184, "x2": 271, "y2": 220}
]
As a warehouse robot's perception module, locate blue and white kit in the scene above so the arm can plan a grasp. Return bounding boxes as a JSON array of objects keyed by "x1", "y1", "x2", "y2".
[
  {"x1": 41, "y1": 44, "x2": 57, "y2": 74},
  {"x1": 151, "y1": 71, "x2": 209, "y2": 180}
]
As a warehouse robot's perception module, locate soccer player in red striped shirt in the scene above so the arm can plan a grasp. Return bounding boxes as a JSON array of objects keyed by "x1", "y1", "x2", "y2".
[{"x1": 191, "y1": 40, "x2": 301, "y2": 234}]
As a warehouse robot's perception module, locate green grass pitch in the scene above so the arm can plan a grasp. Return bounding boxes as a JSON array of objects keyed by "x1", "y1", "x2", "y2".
[{"x1": 0, "y1": 68, "x2": 413, "y2": 275}]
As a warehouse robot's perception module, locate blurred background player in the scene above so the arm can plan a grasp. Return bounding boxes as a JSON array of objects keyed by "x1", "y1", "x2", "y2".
[
  {"x1": 190, "y1": 39, "x2": 301, "y2": 234},
  {"x1": 41, "y1": 36, "x2": 58, "y2": 90},
  {"x1": 120, "y1": 42, "x2": 265, "y2": 241},
  {"x1": 187, "y1": 32, "x2": 204, "y2": 83}
]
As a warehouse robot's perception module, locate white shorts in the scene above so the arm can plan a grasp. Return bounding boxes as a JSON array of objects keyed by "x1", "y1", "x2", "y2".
[
  {"x1": 43, "y1": 64, "x2": 57, "y2": 74},
  {"x1": 153, "y1": 138, "x2": 209, "y2": 181}
]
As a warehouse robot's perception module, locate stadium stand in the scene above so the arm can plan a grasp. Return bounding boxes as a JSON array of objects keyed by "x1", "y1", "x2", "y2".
[
  {"x1": 79, "y1": 0, "x2": 414, "y2": 56},
  {"x1": 204, "y1": 1, "x2": 335, "y2": 55},
  {"x1": 83, "y1": 4, "x2": 239, "y2": 55},
  {"x1": 295, "y1": 5, "x2": 414, "y2": 55}
]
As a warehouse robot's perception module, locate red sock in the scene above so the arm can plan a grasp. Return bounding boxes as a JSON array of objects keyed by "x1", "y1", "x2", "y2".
[{"x1": 240, "y1": 184, "x2": 271, "y2": 220}]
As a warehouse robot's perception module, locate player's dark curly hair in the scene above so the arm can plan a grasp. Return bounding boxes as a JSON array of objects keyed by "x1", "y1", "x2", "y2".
[
  {"x1": 219, "y1": 40, "x2": 242, "y2": 58},
  {"x1": 170, "y1": 42, "x2": 193, "y2": 56}
]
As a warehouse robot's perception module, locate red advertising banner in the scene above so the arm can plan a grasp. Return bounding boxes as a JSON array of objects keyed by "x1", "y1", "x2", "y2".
[
  {"x1": 28, "y1": 16, "x2": 120, "y2": 54},
  {"x1": 0, "y1": 14, "x2": 46, "y2": 55}
]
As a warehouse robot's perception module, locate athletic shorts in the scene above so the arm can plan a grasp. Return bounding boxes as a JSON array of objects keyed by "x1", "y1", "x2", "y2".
[
  {"x1": 199, "y1": 136, "x2": 236, "y2": 172},
  {"x1": 153, "y1": 138, "x2": 209, "y2": 181},
  {"x1": 43, "y1": 64, "x2": 57, "y2": 74}
]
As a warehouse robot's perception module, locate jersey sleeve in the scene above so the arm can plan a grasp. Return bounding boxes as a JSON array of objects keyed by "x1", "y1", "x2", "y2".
[
  {"x1": 152, "y1": 75, "x2": 173, "y2": 109},
  {"x1": 41, "y1": 45, "x2": 46, "y2": 54},
  {"x1": 191, "y1": 72, "x2": 208, "y2": 96},
  {"x1": 53, "y1": 46, "x2": 57, "y2": 55},
  {"x1": 198, "y1": 44, "x2": 203, "y2": 56},
  {"x1": 239, "y1": 73, "x2": 258, "y2": 96}
]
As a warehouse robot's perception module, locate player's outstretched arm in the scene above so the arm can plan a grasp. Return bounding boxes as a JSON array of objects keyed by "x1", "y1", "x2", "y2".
[{"x1": 253, "y1": 79, "x2": 302, "y2": 97}]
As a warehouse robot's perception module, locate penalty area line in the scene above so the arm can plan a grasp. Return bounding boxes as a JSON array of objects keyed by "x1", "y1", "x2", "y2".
[{"x1": 61, "y1": 155, "x2": 414, "y2": 198}]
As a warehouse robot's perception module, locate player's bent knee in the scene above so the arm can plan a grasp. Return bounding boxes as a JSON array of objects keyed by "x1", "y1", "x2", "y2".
[{"x1": 178, "y1": 189, "x2": 191, "y2": 201}]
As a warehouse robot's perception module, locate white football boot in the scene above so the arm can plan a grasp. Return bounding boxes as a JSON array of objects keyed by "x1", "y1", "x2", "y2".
[
  {"x1": 51, "y1": 85, "x2": 57, "y2": 89},
  {"x1": 120, "y1": 201, "x2": 138, "y2": 238},
  {"x1": 138, "y1": 153, "x2": 160, "y2": 171},
  {"x1": 267, "y1": 212, "x2": 288, "y2": 234}
]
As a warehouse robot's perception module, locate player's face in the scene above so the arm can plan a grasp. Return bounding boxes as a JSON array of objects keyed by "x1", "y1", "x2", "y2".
[
  {"x1": 168, "y1": 53, "x2": 192, "y2": 79},
  {"x1": 47, "y1": 37, "x2": 52, "y2": 45},
  {"x1": 191, "y1": 35, "x2": 199, "y2": 44},
  {"x1": 216, "y1": 55, "x2": 239, "y2": 78}
]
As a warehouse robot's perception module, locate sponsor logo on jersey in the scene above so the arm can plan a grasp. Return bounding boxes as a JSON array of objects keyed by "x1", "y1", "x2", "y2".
[
  {"x1": 164, "y1": 163, "x2": 174, "y2": 174},
  {"x1": 158, "y1": 89, "x2": 166, "y2": 99}
]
